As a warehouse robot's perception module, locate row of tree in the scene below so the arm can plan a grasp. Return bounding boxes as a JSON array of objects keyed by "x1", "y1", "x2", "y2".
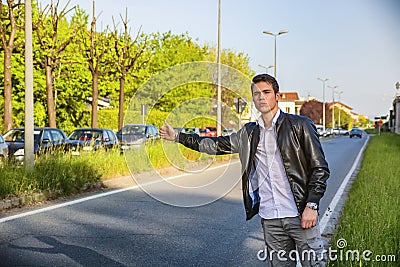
[{"x1": 0, "y1": 0, "x2": 255, "y2": 133}]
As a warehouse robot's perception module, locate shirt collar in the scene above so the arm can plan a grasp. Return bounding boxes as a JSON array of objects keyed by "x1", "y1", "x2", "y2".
[{"x1": 257, "y1": 109, "x2": 281, "y2": 130}]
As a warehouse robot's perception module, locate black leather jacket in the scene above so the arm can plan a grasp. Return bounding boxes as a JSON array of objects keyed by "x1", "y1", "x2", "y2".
[{"x1": 177, "y1": 111, "x2": 330, "y2": 220}]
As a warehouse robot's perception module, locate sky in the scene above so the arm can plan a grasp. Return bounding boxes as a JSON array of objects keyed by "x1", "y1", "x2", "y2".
[{"x1": 40, "y1": 0, "x2": 400, "y2": 119}]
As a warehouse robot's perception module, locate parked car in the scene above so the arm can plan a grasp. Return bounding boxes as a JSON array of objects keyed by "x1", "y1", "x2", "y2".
[
  {"x1": 205, "y1": 126, "x2": 217, "y2": 137},
  {"x1": 199, "y1": 128, "x2": 212, "y2": 137},
  {"x1": 4, "y1": 127, "x2": 68, "y2": 161},
  {"x1": 323, "y1": 128, "x2": 333, "y2": 137},
  {"x1": 349, "y1": 127, "x2": 363, "y2": 138},
  {"x1": 66, "y1": 128, "x2": 118, "y2": 155},
  {"x1": 324, "y1": 127, "x2": 348, "y2": 136},
  {"x1": 0, "y1": 133, "x2": 8, "y2": 162},
  {"x1": 116, "y1": 124, "x2": 159, "y2": 150},
  {"x1": 222, "y1": 128, "x2": 235, "y2": 136},
  {"x1": 314, "y1": 124, "x2": 325, "y2": 137}
]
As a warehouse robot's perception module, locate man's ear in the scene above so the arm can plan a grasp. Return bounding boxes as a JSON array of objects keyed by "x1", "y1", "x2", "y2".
[{"x1": 275, "y1": 92, "x2": 281, "y2": 101}]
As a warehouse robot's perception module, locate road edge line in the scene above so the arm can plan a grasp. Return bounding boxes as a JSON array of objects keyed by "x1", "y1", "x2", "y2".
[
  {"x1": 319, "y1": 135, "x2": 370, "y2": 234},
  {"x1": 0, "y1": 160, "x2": 240, "y2": 223}
]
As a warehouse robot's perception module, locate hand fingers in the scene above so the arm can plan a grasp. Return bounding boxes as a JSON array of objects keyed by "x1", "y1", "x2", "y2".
[
  {"x1": 164, "y1": 120, "x2": 171, "y2": 128},
  {"x1": 301, "y1": 214, "x2": 316, "y2": 229},
  {"x1": 301, "y1": 219, "x2": 316, "y2": 229}
]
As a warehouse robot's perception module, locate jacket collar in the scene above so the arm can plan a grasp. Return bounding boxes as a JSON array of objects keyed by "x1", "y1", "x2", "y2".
[{"x1": 256, "y1": 109, "x2": 283, "y2": 130}]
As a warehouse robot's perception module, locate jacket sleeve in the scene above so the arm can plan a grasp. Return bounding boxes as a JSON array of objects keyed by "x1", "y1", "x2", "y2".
[
  {"x1": 177, "y1": 131, "x2": 241, "y2": 155},
  {"x1": 301, "y1": 118, "x2": 330, "y2": 205}
]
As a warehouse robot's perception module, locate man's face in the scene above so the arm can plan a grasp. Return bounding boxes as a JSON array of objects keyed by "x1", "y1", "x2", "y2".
[{"x1": 252, "y1": 81, "x2": 280, "y2": 114}]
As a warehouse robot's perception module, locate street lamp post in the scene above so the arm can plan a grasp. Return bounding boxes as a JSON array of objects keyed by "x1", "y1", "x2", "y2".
[
  {"x1": 328, "y1": 85, "x2": 338, "y2": 129},
  {"x1": 317, "y1": 77, "x2": 330, "y2": 131},
  {"x1": 262, "y1": 30, "x2": 288, "y2": 77},
  {"x1": 258, "y1": 64, "x2": 274, "y2": 74},
  {"x1": 216, "y1": 0, "x2": 222, "y2": 136},
  {"x1": 336, "y1": 91, "x2": 344, "y2": 128}
]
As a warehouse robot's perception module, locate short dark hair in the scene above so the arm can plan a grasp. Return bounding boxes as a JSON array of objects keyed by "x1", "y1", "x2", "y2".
[{"x1": 251, "y1": 73, "x2": 279, "y2": 94}]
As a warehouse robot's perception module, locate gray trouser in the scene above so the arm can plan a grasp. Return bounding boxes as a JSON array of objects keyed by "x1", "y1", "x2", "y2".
[{"x1": 260, "y1": 216, "x2": 326, "y2": 267}]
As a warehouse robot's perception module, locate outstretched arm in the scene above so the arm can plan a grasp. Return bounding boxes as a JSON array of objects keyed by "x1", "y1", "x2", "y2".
[{"x1": 159, "y1": 120, "x2": 239, "y2": 155}]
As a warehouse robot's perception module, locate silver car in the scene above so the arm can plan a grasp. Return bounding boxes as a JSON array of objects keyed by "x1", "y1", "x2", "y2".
[{"x1": 0, "y1": 133, "x2": 8, "y2": 162}]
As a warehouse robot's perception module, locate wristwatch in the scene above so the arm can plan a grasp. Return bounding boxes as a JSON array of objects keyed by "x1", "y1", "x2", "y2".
[{"x1": 306, "y1": 202, "x2": 318, "y2": 211}]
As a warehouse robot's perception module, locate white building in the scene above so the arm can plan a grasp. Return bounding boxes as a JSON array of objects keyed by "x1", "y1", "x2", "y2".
[{"x1": 278, "y1": 92, "x2": 300, "y2": 115}]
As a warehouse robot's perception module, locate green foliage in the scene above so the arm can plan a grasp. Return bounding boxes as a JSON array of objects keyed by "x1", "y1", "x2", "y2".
[
  {"x1": 98, "y1": 109, "x2": 119, "y2": 131},
  {"x1": 334, "y1": 109, "x2": 352, "y2": 129},
  {"x1": 356, "y1": 114, "x2": 371, "y2": 128},
  {"x1": 145, "y1": 108, "x2": 217, "y2": 129},
  {"x1": 1, "y1": 3, "x2": 254, "y2": 134}
]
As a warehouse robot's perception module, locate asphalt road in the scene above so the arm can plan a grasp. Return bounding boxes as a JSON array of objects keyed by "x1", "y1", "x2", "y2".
[{"x1": 0, "y1": 134, "x2": 368, "y2": 267}]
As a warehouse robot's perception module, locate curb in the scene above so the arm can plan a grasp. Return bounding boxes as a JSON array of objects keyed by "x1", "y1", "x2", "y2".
[{"x1": 0, "y1": 181, "x2": 102, "y2": 212}]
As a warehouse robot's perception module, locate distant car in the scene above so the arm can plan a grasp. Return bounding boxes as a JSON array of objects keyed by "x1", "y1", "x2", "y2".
[
  {"x1": 67, "y1": 128, "x2": 118, "y2": 155},
  {"x1": 324, "y1": 128, "x2": 333, "y2": 137},
  {"x1": 314, "y1": 124, "x2": 325, "y2": 137},
  {"x1": 4, "y1": 127, "x2": 68, "y2": 161},
  {"x1": 116, "y1": 124, "x2": 159, "y2": 150},
  {"x1": 0, "y1": 133, "x2": 8, "y2": 162},
  {"x1": 205, "y1": 126, "x2": 217, "y2": 137},
  {"x1": 349, "y1": 127, "x2": 363, "y2": 138},
  {"x1": 332, "y1": 127, "x2": 348, "y2": 135},
  {"x1": 222, "y1": 128, "x2": 235, "y2": 136}
]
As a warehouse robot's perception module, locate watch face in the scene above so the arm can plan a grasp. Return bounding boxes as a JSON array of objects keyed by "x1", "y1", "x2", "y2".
[{"x1": 308, "y1": 203, "x2": 318, "y2": 210}]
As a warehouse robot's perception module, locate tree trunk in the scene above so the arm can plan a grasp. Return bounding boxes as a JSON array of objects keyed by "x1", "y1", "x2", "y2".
[
  {"x1": 45, "y1": 62, "x2": 56, "y2": 128},
  {"x1": 91, "y1": 72, "x2": 99, "y2": 128},
  {"x1": 3, "y1": 47, "x2": 13, "y2": 131},
  {"x1": 118, "y1": 76, "x2": 125, "y2": 130}
]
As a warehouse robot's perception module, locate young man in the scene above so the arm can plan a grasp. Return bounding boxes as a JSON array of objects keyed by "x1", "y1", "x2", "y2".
[{"x1": 160, "y1": 74, "x2": 330, "y2": 266}]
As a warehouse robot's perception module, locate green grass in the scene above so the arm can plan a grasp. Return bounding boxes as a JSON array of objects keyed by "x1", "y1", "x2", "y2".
[
  {"x1": 328, "y1": 134, "x2": 400, "y2": 266},
  {"x1": 0, "y1": 153, "x2": 101, "y2": 199},
  {"x1": 363, "y1": 128, "x2": 375, "y2": 134}
]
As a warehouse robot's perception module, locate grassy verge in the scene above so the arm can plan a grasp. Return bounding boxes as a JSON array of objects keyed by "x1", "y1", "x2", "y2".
[
  {"x1": 0, "y1": 140, "x2": 236, "y2": 200},
  {"x1": 363, "y1": 128, "x2": 375, "y2": 134},
  {"x1": 328, "y1": 134, "x2": 400, "y2": 266},
  {"x1": 0, "y1": 153, "x2": 102, "y2": 200}
]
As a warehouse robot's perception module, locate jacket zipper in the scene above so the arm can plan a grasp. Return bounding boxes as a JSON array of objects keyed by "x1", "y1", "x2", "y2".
[{"x1": 274, "y1": 117, "x2": 301, "y2": 213}]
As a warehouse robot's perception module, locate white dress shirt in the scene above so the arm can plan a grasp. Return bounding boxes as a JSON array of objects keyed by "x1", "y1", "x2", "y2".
[{"x1": 252, "y1": 109, "x2": 298, "y2": 219}]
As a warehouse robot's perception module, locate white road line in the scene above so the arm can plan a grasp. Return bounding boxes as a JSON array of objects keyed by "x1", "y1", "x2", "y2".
[
  {"x1": 319, "y1": 136, "x2": 370, "y2": 234},
  {"x1": 0, "y1": 161, "x2": 240, "y2": 223}
]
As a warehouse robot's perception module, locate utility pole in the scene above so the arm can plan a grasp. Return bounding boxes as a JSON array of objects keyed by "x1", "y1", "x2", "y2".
[
  {"x1": 317, "y1": 77, "x2": 330, "y2": 131},
  {"x1": 216, "y1": 0, "x2": 222, "y2": 136},
  {"x1": 262, "y1": 30, "x2": 288, "y2": 77},
  {"x1": 336, "y1": 91, "x2": 343, "y2": 128},
  {"x1": 328, "y1": 85, "x2": 338, "y2": 129},
  {"x1": 24, "y1": 0, "x2": 34, "y2": 170}
]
